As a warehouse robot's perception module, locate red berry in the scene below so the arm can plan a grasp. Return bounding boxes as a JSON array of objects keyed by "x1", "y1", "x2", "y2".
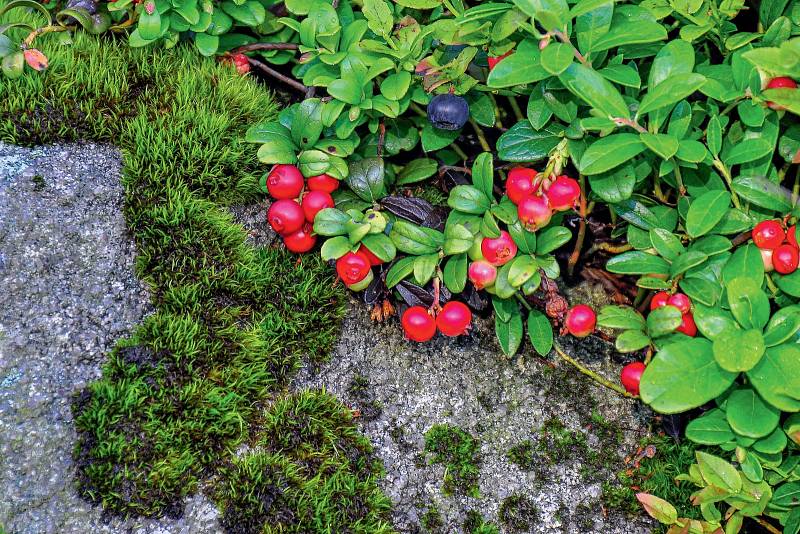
[
  {"x1": 773, "y1": 244, "x2": 799, "y2": 274},
  {"x1": 358, "y1": 244, "x2": 384, "y2": 266},
  {"x1": 676, "y1": 313, "x2": 697, "y2": 337},
  {"x1": 565, "y1": 304, "x2": 596, "y2": 338},
  {"x1": 481, "y1": 231, "x2": 518, "y2": 266},
  {"x1": 468, "y1": 260, "x2": 497, "y2": 290},
  {"x1": 487, "y1": 50, "x2": 513, "y2": 71},
  {"x1": 301, "y1": 190, "x2": 334, "y2": 222},
  {"x1": 546, "y1": 175, "x2": 581, "y2": 211},
  {"x1": 762, "y1": 248, "x2": 775, "y2": 273},
  {"x1": 752, "y1": 220, "x2": 785, "y2": 250},
  {"x1": 307, "y1": 174, "x2": 340, "y2": 193},
  {"x1": 650, "y1": 291, "x2": 669, "y2": 310},
  {"x1": 620, "y1": 362, "x2": 646, "y2": 396},
  {"x1": 267, "y1": 164, "x2": 304, "y2": 200},
  {"x1": 517, "y1": 194, "x2": 552, "y2": 231},
  {"x1": 765, "y1": 77, "x2": 797, "y2": 110},
  {"x1": 505, "y1": 167, "x2": 539, "y2": 205},
  {"x1": 788, "y1": 225, "x2": 798, "y2": 248},
  {"x1": 436, "y1": 301, "x2": 472, "y2": 337},
  {"x1": 402, "y1": 306, "x2": 436, "y2": 342},
  {"x1": 283, "y1": 222, "x2": 316, "y2": 253},
  {"x1": 336, "y1": 251, "x2": 371, "y2": 285},
  {"x1": 231, "y1": 53, "x2": 250, "y2": 75},
  {"x1": 267, "y1": 199, "x2": 305, "y2": 236},
  {"x1": 667, "y1": 293, "x2": 691, "y2": 314}
]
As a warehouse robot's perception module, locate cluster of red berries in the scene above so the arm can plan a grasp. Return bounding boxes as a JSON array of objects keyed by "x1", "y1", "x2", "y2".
[
  {"x1": 619, "y1": 291, "x2": 697, "y2": 396},
  {"x1": 401, "y1": 302, "x2": 472, "y2": 342},
  {"x1": 752, "y1": 220, "x2": 799, "y2": 275},
  {"x1": 266, "y1": 164, "x2": 338, "y2": 254},
  {"x1": 506, "y1": 168, "x2": 581, "y2": 231}
]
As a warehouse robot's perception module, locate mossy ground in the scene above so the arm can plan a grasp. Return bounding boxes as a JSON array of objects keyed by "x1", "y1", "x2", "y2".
[
  {"x1": 423, "y1": 424, "x2": 481, "y2": 498},
  {"x1": 1, "y1": 12, "x2": 388, "y2": 531}
]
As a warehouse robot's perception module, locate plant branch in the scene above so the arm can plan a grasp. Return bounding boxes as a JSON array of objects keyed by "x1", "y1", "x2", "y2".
[
  {"x1": 23, "y1": 24, "x2": 67, "y2": 48},
  {"x1": 552, "y1": 342, "x2": 637, "y2": 398},
  {"x1": 469, "y1": 118, "x2": 492, "y2": 153},
  {"x1": 552, "y1": 29, "x2": 589, "y2": 66},
  {"x1": 612, "y1": 117, "x2": 647, "y2": 133},
  {"x1": 507, "y1": 96, "x2": 525, "y2": 121},
  {"x1": 568, "y1": 174, "x2": 588, "y2": 277},
  {"x1": 712, "y1": 158, "x2": 742, "y2": 209},
  {"x1": 232, "y1": 42, "x2": 300, "y2": 53},
  {"x1": 247, "y1": 57, "x2": 308, "y2": 93}
]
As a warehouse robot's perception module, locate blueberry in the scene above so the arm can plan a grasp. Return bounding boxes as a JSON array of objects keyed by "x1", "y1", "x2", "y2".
[{"x1": 427, "y1": 94, "x2": 470, "y2": 131}]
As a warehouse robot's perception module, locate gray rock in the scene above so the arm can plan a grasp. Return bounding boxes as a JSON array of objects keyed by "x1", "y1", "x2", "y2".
[
  {"x1": 0, "y1": 143, "x2": 220, "y2": 534},
  {"x1": 294, "y1": 303, "x2": 655, "y2": 534}
]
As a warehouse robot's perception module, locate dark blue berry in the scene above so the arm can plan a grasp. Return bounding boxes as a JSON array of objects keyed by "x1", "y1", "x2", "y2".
[{"x1": 427, "y1": 94, "x2": 470, "y2": 131}]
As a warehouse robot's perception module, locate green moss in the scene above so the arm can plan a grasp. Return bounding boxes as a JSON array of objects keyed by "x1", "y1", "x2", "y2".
[
  {"x1": 498, "y1": 494, "x2": 538, "y2": 532},
  {"x1": 424, "y1": 424, "x2": 481, "y2": 497},
  {"x1": 602, "y1": 434, "x2": 699, "y2": 523},
  {"x1": 419, "y1": 503, "x2": 444, "y2": 533},
  {"x1": 462, "y1": 510, "x2": 499, "y2": 534},
  {"x1": 0, "y1": 26, "x2": 375, "y2": 524},
  {"x1": 214, "y1": 391, "x2": 393, "y2": 534},
  {"x1": 506, "y1": 440, "x2": 536, "y2": 471}
]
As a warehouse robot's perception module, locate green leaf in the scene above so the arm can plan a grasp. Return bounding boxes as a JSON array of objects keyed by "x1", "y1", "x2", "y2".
[
  {"x1": 638, "y1": 73, "x2": 706, "y2": 115},
  {"x1": 747, "y1": 344, "x2": 800, "y2": 412},
  {"x1": 320, "y1": 236, "x2": 351, "y2": 260},
  {"x1": 137, "y1": 5, "x2": 163, "y2": 40},
  {"x1": 221, "y1": 0, "x2": 265, "y2": 26},
  {"x1": 380, "y1": 71, "x2": 411, "y2": 100},
  {"x1": 772, "y1": 482, "x2": 800, "y2": 509},
  {"x1": 722, "y1": 244, "x2": 764, "y2": 285},
  {"x1": 753, "y1": 427, "x2": 787, "y2": 454},
  {"x1": 696, "y1": 451, "x2": 742, "y2": 494},
  {"x1": 496, "y1": 121, "x2": 563, "y2": 162},
  {"x1": 592, "y1": 20, "x2": 667, "y2": 51},
  {"x1": 507, "y1": 256, "x2": 537, "y2": 287},
  {"x1": 726, "y1": 277, "x2": 770, "y2": 331},
  {"x1": 606, "y1": 251, "x2": 670, "y2": 275},
  {"x1": 640, "y1": 133, "x2": 679, "y2": 160},
  {"x1": 471, "y1": 152, "x2": 495, "y2": 202},
  {"x1": 313, "y1": 208, "x2": 350, "y2": 236},
  {"x1": 588, "y1": 164, "x2": 636, "y2": 203},
  {"x1": 396, "y1": 158, "x2": 438, "y2": 185},
  {"x1": 390, "y1": 220, "x2": 442, "y2": 255},
  {"x1": 640, "y1": 338, "x2": 737, "y2": 413},
  {"x1": 496, "y1": 307, "x2": 524, "y2": 356},
  {"x1": 527, "y1": 309, "x2": 553, "y2": 356},
  {"x1": 713, "y1": 328, "x2": 765, "y2": 372},
  {"x1": 616, "y1": 330, "x2": 651, "y2": 352},
  {"x1": 612, "y1": 198, "x2": 664, "y2": 230},
  {"x1": 443, "y1": 253, "x2": 467, "y2": 293},
  {"x1": 421, "y1": 123, "x2": 460, "y2": 151},
  {"x1": 328, "y1": 78, "x2": 362, "y2": 105},
  {"x1": 507, "y1": 221, "x2": 537, "y2": 254},
  {"x1": 646, "y1": 305, "x2": 682, "y2": 337},
  {"x1": 413, "y1": 253, "x2": 439, "y2": 285},
  {"x1": 636, "y1": 493, "x2": 678, "y2": 525},
  {"x1": 597, "y1": 305, "x2": 646, "y2": 330},
  {"x1": 731, "y1": 175, "x2": 793, "y2": 212},
  {"x1": 361, "y1": 233, "x2": 396, "y2": 262},
  {"x1": 763, "y1": 307, "x2": 800, "y2": 346},
  {"x1": 559, "y1": 62, "x2": 630, "y2": 119},
  {"x1": 540, "y1": 42, "x2": 573, "y2": 75},
  {"x1": 579, "y1": 134, "x2": 646, "y2": 175},
  {"x1": 679, "y1": 277, "x2": 720, "y2": 307},
  {"x1": 670, "y1": 251, "x2": 708, "y2": 278},
  {"x1": 443, "y1": 223, "x2": 474, "y2": 255},
  {"x1": 536, "y1": 227, "x2": 572, "y2": 255},
  {"x1": 648, "y1": 39, "x2": 695, "y2": 88},
  {"x1": 385, "y1": 256, "x2": 416, "y2": 288},
  {"x1": 685, "y1": 190, "x2": 731, "y2": 238},
  {"x1": 686, "y1": 409, "x2": 735, "y2": 445},
  {"x1": 362, "y1": 0, "x2": 393, "y2": 36},
  {"x1": 693, "y1": 303, "x2": 738, "y2": 340},
  {"x1": 724, "y1": 139, "x2": 773, "y2": 166},
  {"x1": 194, "y1": 32, "x2": 219, "y2": 56},
  {"x1": 726, "y1": 388, "x2": 780, "y2": 439},
  {"x1": 448, "y1": 185, "x2": 491, "y2": 215},
  {"x1": 346, "y1": 157, "x2": 387, "y2": 202},
  {"x1": 649, "y1": 228, "x2": 684, "y2": 261},
  {"x1": 292, "y1": 99, "x2": 324, "y2": 149},
  {"x1": 487, "y1": 39, "x2": 549, "y2": 88}
]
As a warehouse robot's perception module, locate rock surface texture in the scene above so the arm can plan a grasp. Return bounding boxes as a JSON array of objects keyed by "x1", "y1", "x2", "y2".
[
  {"x1": 294, "y1": 306, "x2": 655, "y2": 534},
  {"x1": 0, "y1": 143, "x2": 219, "y2": 534}
]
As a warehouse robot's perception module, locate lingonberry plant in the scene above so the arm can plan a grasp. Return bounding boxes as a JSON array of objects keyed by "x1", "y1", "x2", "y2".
[{"x1": 8, "y1": 0, "x2": 800, "y2": 530}]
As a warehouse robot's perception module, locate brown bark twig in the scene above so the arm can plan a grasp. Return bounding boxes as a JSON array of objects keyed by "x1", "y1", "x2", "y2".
[{"x1": 247, "y1": 57, "x2": 308, "y2": 93}]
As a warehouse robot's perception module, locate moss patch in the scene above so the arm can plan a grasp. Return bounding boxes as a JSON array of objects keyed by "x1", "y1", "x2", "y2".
[
  {"x1": 423, "y1": 424, "x2": 481, "y2": 497},
  {"x1": 0, "y1": 22, "x2": 388, "y2": 528},
  {"x1": 462, "y1": 510, "x2": 499, "y2": 534},
  {"x1": 498, "y1": 494, "x2": 538, "y2": 532}
]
